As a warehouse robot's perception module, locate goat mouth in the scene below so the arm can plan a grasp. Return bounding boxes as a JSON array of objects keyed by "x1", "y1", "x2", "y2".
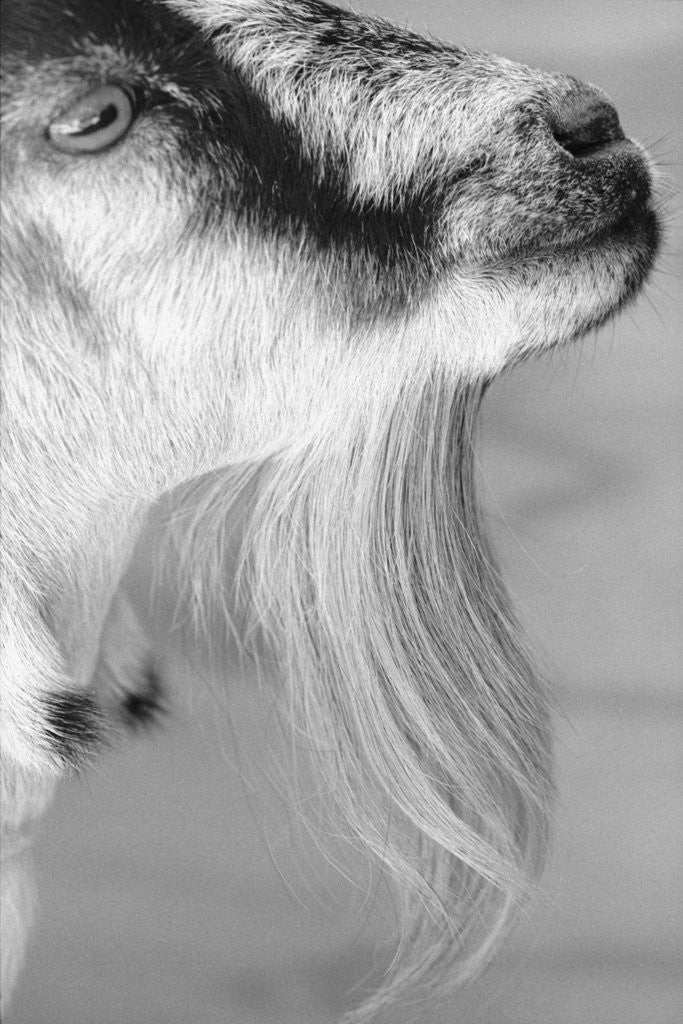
[
  {"x1": 483, "y1": 190, "x2": 660, "y2": 349},
  {"x1": 488, "y1": 196, "x2": 659, "y2": 271},
  {"x1": 531, "y1": 136, "x2": 658, "y2": 256},
  {"x1": 568, "y1": 189, "x2": 659, "y2": 251},
  {"x1": 573, "y1": 193, "x2": 660, "y2": 267},
  {"x1": 522, "y1": 139, "x2": 659, "y2": 261},
  {"x1": 556, "y1": 197, "x2": 659, "y2": 326},
  {"x1": 571, "y1": 138, "x2": 657, "y2": 241}
]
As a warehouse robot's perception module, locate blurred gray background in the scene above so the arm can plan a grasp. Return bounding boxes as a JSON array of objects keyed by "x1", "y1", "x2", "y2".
[{"x1": 8, "y1": 2, "x2": 682, "y2": 1023}]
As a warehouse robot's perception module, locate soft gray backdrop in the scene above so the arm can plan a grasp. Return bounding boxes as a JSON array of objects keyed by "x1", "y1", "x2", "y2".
[{"x1": 9, "y1": 2, "x2": 682, "y2": 1023}]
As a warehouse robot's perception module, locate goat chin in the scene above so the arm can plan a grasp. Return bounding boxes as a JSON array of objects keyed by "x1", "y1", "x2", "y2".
[
  {"x1": 167, "y1": 376, "x2": 553, "y2": 1019},
  {"x1": 0, "y1": 0, "x2": 660, "y2": 1019}
]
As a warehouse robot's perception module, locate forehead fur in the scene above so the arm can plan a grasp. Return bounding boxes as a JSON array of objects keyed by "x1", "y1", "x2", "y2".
[
  {"x1": 0, "y1": 0, "x2": 224, "y2": 111},
  {"x1": 1, "y1": 0, "x2": 185, "y2": 57}
]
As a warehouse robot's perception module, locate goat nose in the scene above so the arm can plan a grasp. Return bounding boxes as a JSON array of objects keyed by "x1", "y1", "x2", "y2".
[{"x1": 551, "y1": 92, "x2": 625, "y2": 158}]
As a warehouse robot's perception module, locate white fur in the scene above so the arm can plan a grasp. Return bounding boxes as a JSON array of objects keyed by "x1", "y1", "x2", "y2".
[{"x1": 0, "y1": 1, "x2": 659, "y2": 1019}]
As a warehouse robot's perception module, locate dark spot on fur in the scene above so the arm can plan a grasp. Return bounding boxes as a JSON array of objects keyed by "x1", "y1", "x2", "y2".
[
  {"x1": 41, "y1": 691, "x2": 102, "y2": 767},
  {"x1": 120, "y1": 665, "x2": 166, "y2": 730},
  {"x1": 2, "y1": 0, "x2": 449, "y2": 318},
  {"x1": 184, "y1": 76, "x2": 454, "y2": 319}
]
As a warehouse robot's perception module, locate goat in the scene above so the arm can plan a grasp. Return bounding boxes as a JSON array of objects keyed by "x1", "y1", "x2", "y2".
[{"x1": 0, "y1": 0, "x2": 660, "y2": 1019}]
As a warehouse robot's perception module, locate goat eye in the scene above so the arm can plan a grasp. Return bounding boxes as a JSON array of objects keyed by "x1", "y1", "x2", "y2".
[{"x1": 47, "y1": 84, "x2": 136, "y2": 154}]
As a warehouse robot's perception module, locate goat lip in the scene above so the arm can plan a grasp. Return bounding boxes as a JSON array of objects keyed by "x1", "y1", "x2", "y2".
[
  {"x1": 579, "y1": 137, "x2": 653, "y2": 200},
  {"x1": 568, "y1": 200, "x2": 659, "y2": 262},
  {"x1": 485, "y1": 198, "x2": 659, "y2": 269},
  {"x1": 585, "y1": 193, "x2": 659, "y2": 247}
]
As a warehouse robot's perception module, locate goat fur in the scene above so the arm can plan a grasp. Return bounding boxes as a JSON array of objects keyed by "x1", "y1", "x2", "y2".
[{"x1": 0, "y1": 0, "x2": 660, "y2": 1018}]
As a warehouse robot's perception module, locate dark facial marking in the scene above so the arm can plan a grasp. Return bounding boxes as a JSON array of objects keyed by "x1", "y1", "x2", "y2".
[
  {"x1": 180, "y1": 60, "x2": 466, "y2": 318},
  {"x1": 3, "y1": 0, "x2": 457, "y2": 318},
  {"x1": 210, "y1": 87, "x2": 448, "y2": 291},
  {"x1": 120, "y1": 664, "x2": 166, "y2": 730},
  {"x1": 40, "y1": 691, "x2": 102, "y2": 767}
]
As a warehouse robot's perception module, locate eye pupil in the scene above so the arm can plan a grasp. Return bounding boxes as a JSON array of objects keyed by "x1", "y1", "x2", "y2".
[
  {"x1": 48, "y1": 84, "x2": 136, "y2": 154},
  {"x1": 64, "y1": 102, "x2": 120, "y2": 137}
]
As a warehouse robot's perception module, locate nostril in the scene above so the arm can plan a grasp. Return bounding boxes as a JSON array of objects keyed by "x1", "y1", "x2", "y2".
[{"x1": 552, "y1": 96, "x2": 625, "y2": 158}]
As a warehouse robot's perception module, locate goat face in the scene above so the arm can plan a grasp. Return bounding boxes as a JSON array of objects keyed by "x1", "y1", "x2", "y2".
[{"x1": 0, "y1": 0, "x2": 660, "y2": 1018}]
